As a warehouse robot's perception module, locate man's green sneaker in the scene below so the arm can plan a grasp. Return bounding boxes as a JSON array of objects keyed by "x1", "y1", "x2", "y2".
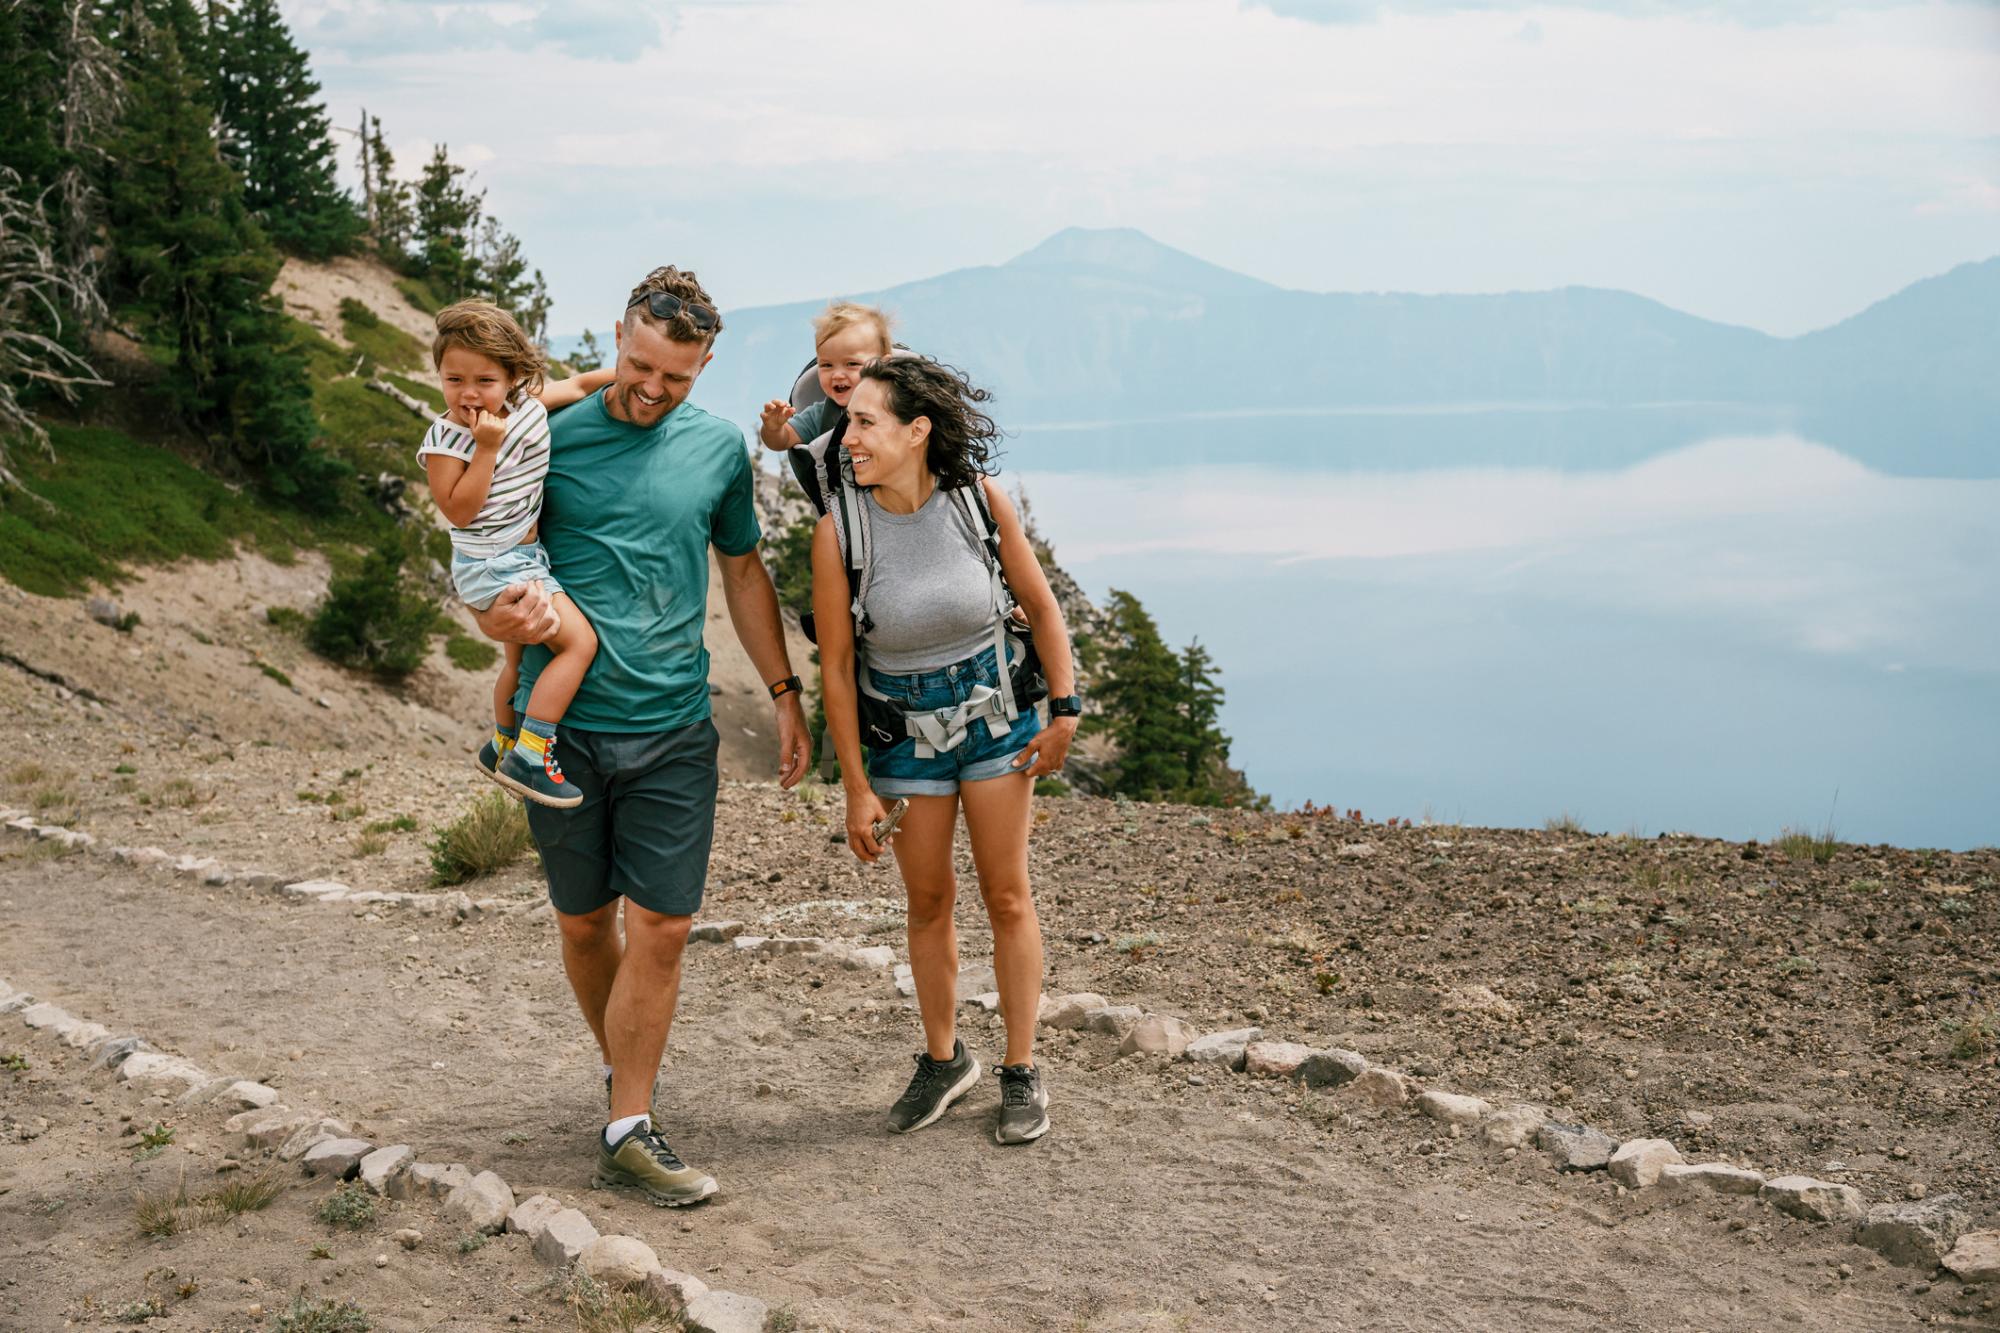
[{"x1": 592, "y1": 1123, "x2": 717, "y2": 1207}]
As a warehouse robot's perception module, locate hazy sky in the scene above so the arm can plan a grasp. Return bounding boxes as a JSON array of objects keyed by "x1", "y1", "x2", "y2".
[{"x1": 283, "y1": 0, "x2": 2000, "y2": 337}]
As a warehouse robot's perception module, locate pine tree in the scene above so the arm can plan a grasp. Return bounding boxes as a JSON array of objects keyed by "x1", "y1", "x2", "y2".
[
  {"x1": 1177, "y1": 639, "x2": 1231, "y2": 801},
  {"x1": 520, "y1": 268, "x2": 552, "y2": 347},
  {"x1": 361, "y1": 113, "x2": 413, "y2": 261},
  {"x1": 569, "y1": 327, "x2": 605, "y2": 372},
  {"x1": 213, "y1": 0, "x2": 361, "y2": 258},
  {"x1": 411, "y1": 145, "x2": 482, "y2": 299},
  {"x1": 101, "y1": 0, "x2": 346, "y2": 508},
  {"x1": 1096, "y1": 589, "x2": 1194, "y2": 800},
  {"x1": 476, "y1": 216, "x2": 530, "y2": 316}
]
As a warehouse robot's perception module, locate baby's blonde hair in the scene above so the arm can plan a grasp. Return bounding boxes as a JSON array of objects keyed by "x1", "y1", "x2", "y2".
[
  {"x1": 812, "y1": 301, "x2": 893, "y2": 355},
  {"x1": 432, "y1": 300, "x2": 546, "y2": 399}
]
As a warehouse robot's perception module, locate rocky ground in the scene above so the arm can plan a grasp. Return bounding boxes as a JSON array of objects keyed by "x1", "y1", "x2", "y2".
[{"x1": 2, "y1": 550, "x2": 1998, "y2": 1330}]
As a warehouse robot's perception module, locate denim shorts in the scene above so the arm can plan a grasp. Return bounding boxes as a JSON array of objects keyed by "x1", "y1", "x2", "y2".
[
  {"x1": 865, "y1": 644, "x2": 1044, "y2": 798},
  {"x1": 451, "y1": 541, "x2": 562, "y2": 612}
]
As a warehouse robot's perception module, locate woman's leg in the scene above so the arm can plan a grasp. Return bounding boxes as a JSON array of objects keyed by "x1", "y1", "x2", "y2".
[
  {"x1": 889, "y1": 793, "x2": 962, "y2": 1061},
  {"x1": 959, "y1": 771, "x2": 1041, "y2": 1066}
]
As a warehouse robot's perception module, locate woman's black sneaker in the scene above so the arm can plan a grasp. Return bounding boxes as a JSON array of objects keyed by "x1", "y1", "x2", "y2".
[
  {"x1": 994, "y1": 1063, "x2": 1049, "y2": 1145},
  {"x1": 886, "y1": 1038, "x2": 981, "y2": 1134}
]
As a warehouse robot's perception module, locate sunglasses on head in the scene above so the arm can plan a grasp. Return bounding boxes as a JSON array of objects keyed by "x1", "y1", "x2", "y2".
[{"x1": 626, "y1": 290, "x2": 719, "y2": 331}]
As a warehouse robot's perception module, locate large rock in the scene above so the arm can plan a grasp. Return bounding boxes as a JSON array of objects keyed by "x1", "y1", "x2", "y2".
[
  {"x1": 1607, "y1": 1138, "x2": 1684, "y2": 1189},
  {"x1": 20, "y1": 1001, "x2": 79, "y2": 1031},
  {"x1": 277, "y1": 1118, "x2": 353, "y2": 1162},
  {"x1": 1039, "y1": 993, "x2": 1108, "y2": 1030},
  {"x1": 1480, "y1": 1104, "x2": 1548, "y2": 1150},
  {"x1": 214, "y1": 1081, "x2": 281, "y2": 1111},
  {"x1": 580, "y1": 1234, "x2": 662, "y2": 1290},
  {"x1": 1658, "y1": 1163, "x2": 1765, "y2": 1196},
  {"x1": 1119, "y1": 1014, "x2": 1197, "y2": 1057},
  {"x1": 1858, "y1": 1195, "x2": 1973, "y2": 1268},
  {"x1": 1416, "y1": 1090, "x2": 1492, "y2": 1127},
  {"x1": 1942, "y1": 1231, "x2": 2000, "y2": 1284},
  {"x1": 239, "y1": 1113, "x2": 311, "y2": 1151},
  {"x1": 357, "y1": 1145, "x2": 414, "y2": 1196},
  {"x1": 1243, "y1": 1041, "x2": 1312, "y2": 1077},
  {"x1": 60, "y1": 1021, "x2": 111, "y2": 1050},
  {"x1": 119, "y1": 1050, "x2": 209, "y2": 1091},
  {"x1": 1083, "y1": 1004, "x2": 1144, "y2": 1037},
  {"x1": 842, "y1": 945, "x2": 896, "y2": 970},
  {"x1": 1538, "y1": 1122, "x2": 1618, "y2": 1171},
  {"x1": 301, "y1": 1138, "x2": 374, "y2": 1179},
  {"x1": 642, "y1": 1268, "x2": 710, "y2": 1313},
  {"x1": 1349, "y1": 1066, "x2": 1412, "y2": 1107},
  {"x1": 683, "y1": 1290, "x2": 770, "y2": 1333},
  {"x1": 391, "y1": 1162, "x2": 472, "y2": 1202},
  {"x1": 1295, "y1": 1049, "x2": 1366, "y2": 1089},
  {"x1": 1184, "y1": 1027, "x2": 1261, "y2": 1071},
  {"x1": 506, "y1": 1193, "x2": 565, "y2": 1238},
  {"x1": 1761, "y1": 1175, "x2": 1865, "y2": 1223},
  {"x1": 442, "y1": 1170, "x2": 513, "y2": 1234},
  {"x1": 533, "y1": 1207, "x2": 599, "y2": 1266}
]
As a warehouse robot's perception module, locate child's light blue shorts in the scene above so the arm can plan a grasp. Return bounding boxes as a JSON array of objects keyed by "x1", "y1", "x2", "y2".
[{"x1": 451, "y1": 541, "x2": 562, "y2": 612}]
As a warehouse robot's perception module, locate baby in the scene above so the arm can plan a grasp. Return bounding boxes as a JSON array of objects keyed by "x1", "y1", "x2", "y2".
[
  {"x1": 418, "y1": 300, "x2": 607, "y2": 807},
  {"x1": 757, "y1": 301, "x2": 894, "y2": 456}
]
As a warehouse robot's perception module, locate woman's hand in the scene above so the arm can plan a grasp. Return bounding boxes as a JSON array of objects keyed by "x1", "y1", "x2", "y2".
[
  {"x1": 845, "y1": 788, "x2": 890, "y2": 864},
  {"x1": 1011, "y1": 715, "x2": 1078, "y2": 780}
]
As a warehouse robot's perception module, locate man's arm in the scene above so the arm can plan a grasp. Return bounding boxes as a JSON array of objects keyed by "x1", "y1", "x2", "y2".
[
  {"x1": 473, "y1": 580, "x2": 560, "y2": 645},
  {"x1": 716, "y1": 546, "x2": 810, "y2": 788}
]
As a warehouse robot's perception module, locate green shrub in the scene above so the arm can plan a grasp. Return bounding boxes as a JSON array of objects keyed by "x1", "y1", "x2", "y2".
[
  {"x1": 267, "y1": 606, "x2": 309, "y2": 634},
  {"x1": 272, "y1": 1293, "x2": 371, "y2": 1333},
  {"x1": 315, "y1": 1183, "x2": 375, "y2": 1230},
  {"x1": 259, "y1": 662, "x2": 293, "y2": 688},
  {"x1": 444, "y1": 629, "x2": 497, "y2": 672},
  {"x1": 338, "y1": 298, "x2": 425, "y2": 372},
  {"x1": 428, "y1": 790, "x2": 532, "y2": 885},
  {"x1": 1775, "y1": 824, "x2": 1840, "y2": 864},
  {"x1": 308, "y1": 536, "x2": 437, "y2": 678},
  {"x1": 395, "y1": 275, "x2": 448, "y2": 315}
]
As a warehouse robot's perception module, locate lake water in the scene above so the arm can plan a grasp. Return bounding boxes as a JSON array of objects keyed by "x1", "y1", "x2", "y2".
[{"x1": 998, "y1": 406, "x2": 2000, "y2": 850}]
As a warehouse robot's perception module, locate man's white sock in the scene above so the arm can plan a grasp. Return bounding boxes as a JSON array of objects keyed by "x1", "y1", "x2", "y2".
[
  {"x1": 600, "y1": 1063, "x2": 613, "y2": 1082},
  {"x1": 604, "y1": 1113, "x2": 649, "y2": 1148}
]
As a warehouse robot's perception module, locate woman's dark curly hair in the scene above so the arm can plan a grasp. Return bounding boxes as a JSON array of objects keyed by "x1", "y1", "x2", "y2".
[{"x1": 856, "y1": 356, "x2": 999, "y2": 492}]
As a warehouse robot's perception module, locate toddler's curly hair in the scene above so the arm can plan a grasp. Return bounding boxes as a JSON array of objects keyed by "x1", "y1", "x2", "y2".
[{"x1": 431, "y1": 300, "x2": 546, "y2": 400}]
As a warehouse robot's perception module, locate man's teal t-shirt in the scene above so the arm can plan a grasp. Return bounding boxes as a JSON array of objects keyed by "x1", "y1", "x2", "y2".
[{"x1": 514, "y1": 390, "x2": 761, "y2": 733}]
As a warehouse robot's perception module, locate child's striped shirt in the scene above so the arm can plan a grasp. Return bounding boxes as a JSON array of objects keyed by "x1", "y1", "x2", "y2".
[{"x1": 415, "y1": 398, "x2": 551, "y2": 558}]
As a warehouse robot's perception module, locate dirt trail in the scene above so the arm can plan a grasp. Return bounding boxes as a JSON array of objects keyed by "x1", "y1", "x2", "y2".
[{"x1": 2, "y1": 848, "x2": 1971, "y2": 1332}]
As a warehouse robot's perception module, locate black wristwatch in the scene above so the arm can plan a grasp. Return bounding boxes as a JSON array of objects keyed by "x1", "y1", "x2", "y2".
[
  {"x1": 1048, "y1": 694, "x2": 1083, "y2": 718},
  {"x1": 768, "y1": 675, "x2": 804, "y2": 701}
]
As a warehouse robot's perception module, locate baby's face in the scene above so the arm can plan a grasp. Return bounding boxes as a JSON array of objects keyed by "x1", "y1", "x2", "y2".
[
  {"x1": 815, "y1": 325, "x2": 885, "y2": 408},
  {"x1": 437, "y1": 347, "x2": 513, "y2": 425}
]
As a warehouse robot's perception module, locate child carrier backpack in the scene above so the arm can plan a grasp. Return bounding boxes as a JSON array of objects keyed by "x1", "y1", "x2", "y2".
[{"x1": 781, "y1": 352, "x2": 1048, "y2": 753}]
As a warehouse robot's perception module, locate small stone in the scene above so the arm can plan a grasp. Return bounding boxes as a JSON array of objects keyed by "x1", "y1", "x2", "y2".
[
  {"x1": 1480, "y1": 1104, "x2": 1548, "y2": 1150},
  {"x1": 532, "y1": 1208, "x2": 599, "y2": 1266},
  {"x1": 442, "y1": 1170, "x2": 513, "y2": 1234},
  {"x1": 1941, "y1": 1230, "x2": 2000, "y2": 1284},
  {"x1": 119, "y1": 1050, "x2": 209, "y2": 1092},
  {"x1": 1184, "y1": 1027, "x2": 1261, "y2": 1071},
  {"x1": 1658, "y1": 1163, "x2": 1766, "y2": 1196},
  {"x1": 301, "y1": 1138, "x2": 374, "y2": 1179},
  {"x1": 1294, "y1": 1048, "x2": 1366, "y2": 1089},
  {"x1": 1349, "y1": 1066, "x2": 1412, "y2": 1106},
  {"x1": 1119, "y1": 1014, "x2": 1198, "y2": 1057},
  {"x1": 374, "y1": 1254, "x2": 388, "y2": 1268},
  {"x1": 356, "y1": 1145, "x2": 413, "y2": 1195},
  {"x1": 1443, "y1": 985, "x2": 1519, "y2": 1019},
  {"x1": 581, "y1": 1234, "x2": 663, "y2": 1290},
  {"x1": 216, "y1": 1081, "x2": 281, "y2": 1112},
  {"x1": 1082, "y1": 1004, "x2": 1144, "y2": 1037},
  {"x1": 238, "y1": 1112, "x2": 310, "y2": 1150},
  {"x1": 1039, "y1": 993, "x2": 1108, "y2": 1030},
  {"x1": 892, "y1": 963, "x2": 916, "y2": 998},
  {"x1": 1537, "y1": 1122, "x2": 1619, "y2": 1171},
  {"x1": 217, "y1": 1158, "x2": 242, "y2": 1173},
  {"x1": 1607, "y1": 1138, "x2": 1684, "y2": 1189},
  {"x1": 1243, "y1": 1041, "x2": 1312, "y2": 1077},
  {"x1": 390, "y1": 1161, "x2": 472, "y2": 1202},
  {"x1": 683, "y1": 1289, "x2": 770, "y2": 1333},
  {"x1": 277, "y1": 1118, "x2": 353, "y2": 1162},
  {"x1": 60, "y1": 1021, "x2": 111, "y2": 1050},
  {"x1": 1416, "y1": 1090, "x2": 1491, "y2": 1127},
  {"x1": 1761, "y1": 1175, "x2": 1866, "y2": 1223},
  {"x1": 393, "y1": 1228, "x2": 423, "y2": 1250},
  {"x1": 842, "y1": 945, "x2": 896, "y2": 970},
  {"x1": 506, "y1": 1193, "x2": 564, "y2": 1239},
  {"x1": 965, "y1": 991, "x2": 1002, "y2": 1014}
]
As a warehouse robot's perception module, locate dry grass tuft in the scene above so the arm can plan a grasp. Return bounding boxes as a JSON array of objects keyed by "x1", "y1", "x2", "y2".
[{"x1": 427, "y1": 790, "x2": 532, "y2": 885}]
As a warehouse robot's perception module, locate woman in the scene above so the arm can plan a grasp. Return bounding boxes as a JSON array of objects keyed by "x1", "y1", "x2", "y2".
[{"x1": 813, "y1": 356, "x2": 1080, "y2": 1146}]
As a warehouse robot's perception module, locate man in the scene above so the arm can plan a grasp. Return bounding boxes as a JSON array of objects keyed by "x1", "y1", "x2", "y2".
[{"x1": 477, "y1": 264, "x2": 811, "y2": 1205}]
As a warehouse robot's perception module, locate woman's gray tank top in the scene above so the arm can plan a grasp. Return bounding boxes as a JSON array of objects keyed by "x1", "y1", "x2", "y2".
[{"x1": 858, "y1": 486, "x2": 999, "y2": 674}]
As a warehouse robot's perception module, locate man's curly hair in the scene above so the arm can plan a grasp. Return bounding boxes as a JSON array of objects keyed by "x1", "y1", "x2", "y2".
[{"x1": 624, "y1": 265, "x2": 723, "y2": 347}]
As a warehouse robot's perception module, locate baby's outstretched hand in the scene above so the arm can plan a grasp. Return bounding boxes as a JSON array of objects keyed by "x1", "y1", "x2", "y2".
[
  {"x1": 469, "y1": 407, "x2": 507, "y2": 451},
  {"x1": 758, "y1": 399, "x2": 795, "y2": 443}
]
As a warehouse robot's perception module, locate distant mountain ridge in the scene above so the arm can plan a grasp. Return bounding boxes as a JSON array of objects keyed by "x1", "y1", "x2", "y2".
[{"x1": 689, "y1": 228, "x2": 1998, "y2": 477}]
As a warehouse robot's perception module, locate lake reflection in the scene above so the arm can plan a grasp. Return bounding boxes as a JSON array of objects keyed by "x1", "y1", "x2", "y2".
[{"x1": 1013, "y1": 430, "x2": 2000, "y2": 849}]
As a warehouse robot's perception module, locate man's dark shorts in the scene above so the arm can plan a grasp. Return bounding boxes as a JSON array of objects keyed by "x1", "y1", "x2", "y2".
[{"x1": 525, "y1": 720, "x2": 719, "y2": 919}]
